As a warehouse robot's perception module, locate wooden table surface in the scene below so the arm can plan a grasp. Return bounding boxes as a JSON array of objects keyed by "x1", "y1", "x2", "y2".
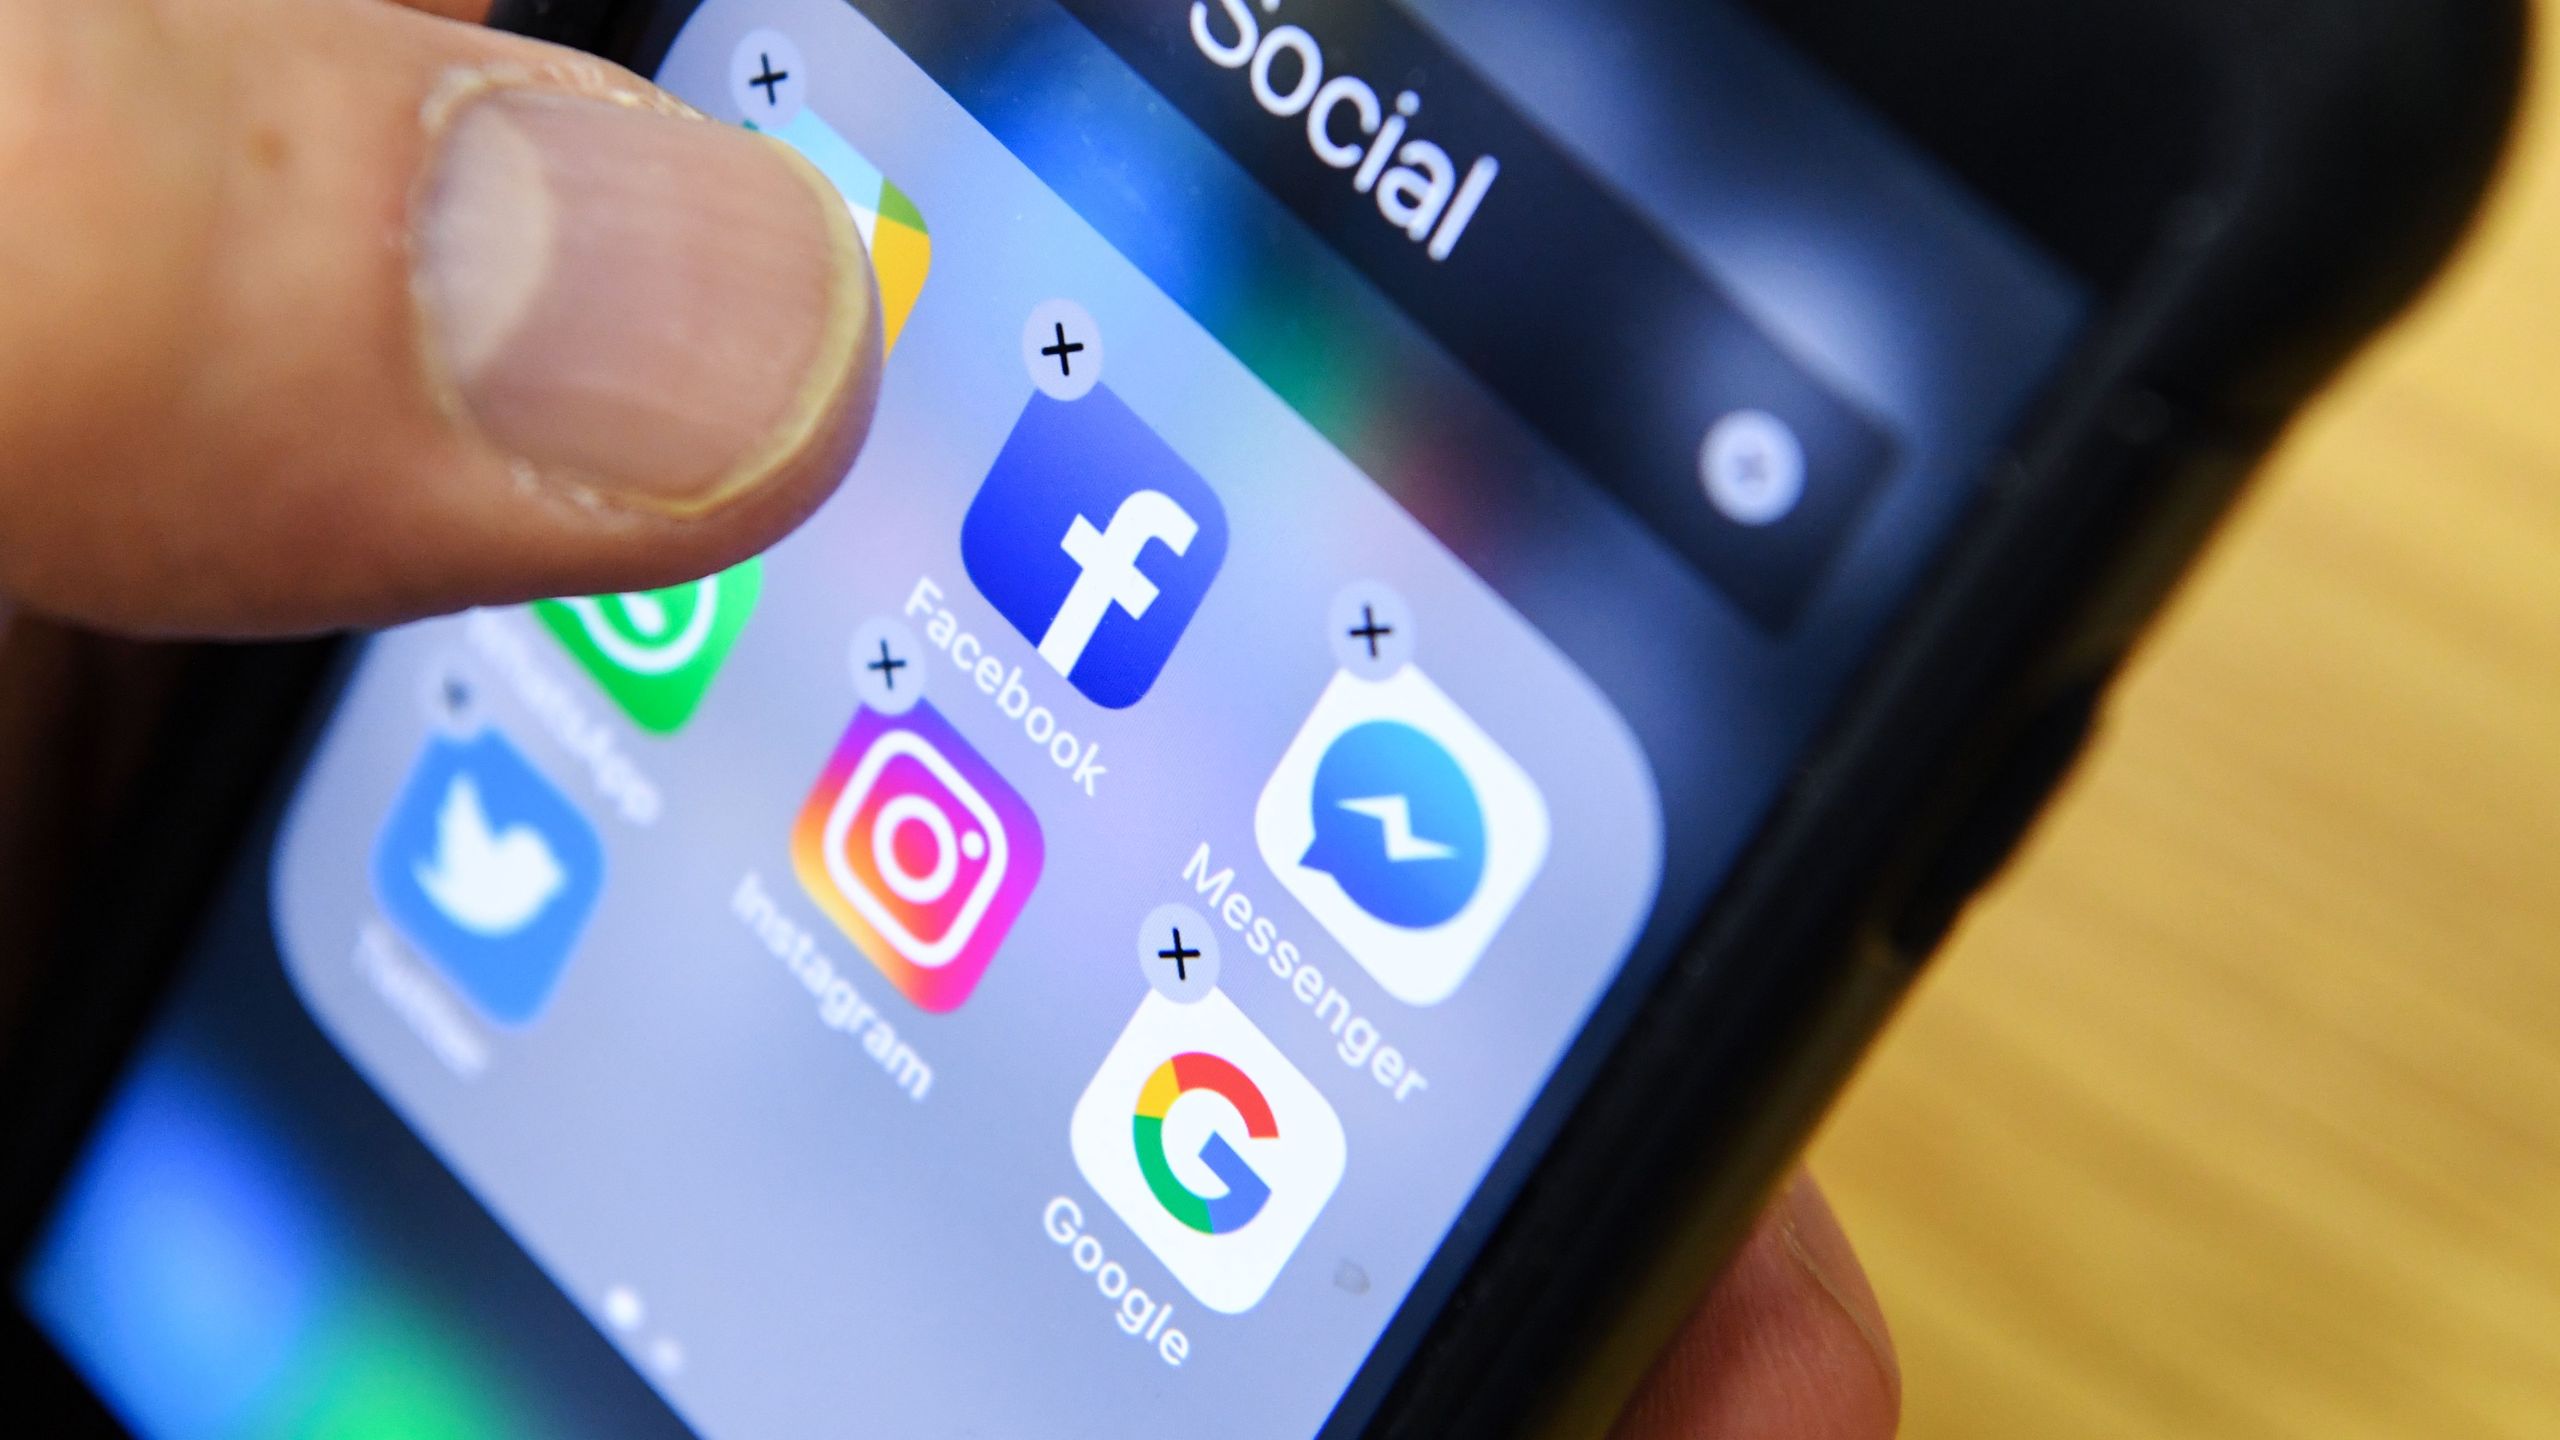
[{"x1": 1808, "y1": 28, "x2": 2560, "y2": 1440}]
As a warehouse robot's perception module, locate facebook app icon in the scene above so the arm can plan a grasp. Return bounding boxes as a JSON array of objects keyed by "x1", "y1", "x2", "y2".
[{"x1": 962, "y1": 389, "x2": 1229, "y2": 710}]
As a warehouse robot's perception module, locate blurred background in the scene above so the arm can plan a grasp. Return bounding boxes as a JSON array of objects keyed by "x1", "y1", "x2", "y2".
[{"x1": 1812, "y1": 21, "x2": 2560, "y2": 1440}]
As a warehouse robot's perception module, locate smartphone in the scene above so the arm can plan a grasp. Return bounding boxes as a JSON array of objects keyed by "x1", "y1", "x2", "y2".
[{"x1": 0, "y1": 0, "x2": 2519, "y2": 1435}]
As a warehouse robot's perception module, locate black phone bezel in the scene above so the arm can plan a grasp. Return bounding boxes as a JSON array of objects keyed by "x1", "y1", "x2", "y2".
[
  {"x1": 1363, "y1": 2, "x2": 2525, "y2": 1430},
  {"x1": 0, "y1": 0, "x2": 2522, "y2": 1433}
]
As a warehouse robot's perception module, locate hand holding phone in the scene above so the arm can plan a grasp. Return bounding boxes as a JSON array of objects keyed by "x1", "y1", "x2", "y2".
[{"x1": 0, "y1": 2, "x2": 1900, "y2": 1436}]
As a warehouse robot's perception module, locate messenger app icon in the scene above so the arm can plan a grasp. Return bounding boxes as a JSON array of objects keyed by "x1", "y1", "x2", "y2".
[{"x1": 1256, "y1": 667, "x2": 1549, "y2": 1006}]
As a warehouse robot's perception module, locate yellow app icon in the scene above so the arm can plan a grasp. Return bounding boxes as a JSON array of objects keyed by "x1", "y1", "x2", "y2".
[{"x1": 760, "y1": 109, "x2": 933, "y2": 352}]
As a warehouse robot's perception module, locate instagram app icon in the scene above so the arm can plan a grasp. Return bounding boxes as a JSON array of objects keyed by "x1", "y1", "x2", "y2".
[{"x1": 792, "y1": 704, "x2": 1043, "y2": 1012}]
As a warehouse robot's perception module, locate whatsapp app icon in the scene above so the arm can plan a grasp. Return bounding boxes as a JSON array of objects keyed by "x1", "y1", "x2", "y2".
[{"x1": 534, "y1": 560, "x2": 763, "y2": 734}]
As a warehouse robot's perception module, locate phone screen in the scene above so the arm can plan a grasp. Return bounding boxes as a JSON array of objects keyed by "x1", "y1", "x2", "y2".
[{"x1": 17, "y1": 1, "x2": 2085, "y2": 1434}]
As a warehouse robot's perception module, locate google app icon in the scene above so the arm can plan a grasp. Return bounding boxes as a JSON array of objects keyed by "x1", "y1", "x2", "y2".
[
  {"x1": 1071, "y1": 992, "x2": 1346, "y2": 1314},
  {"x1": 1137, "y1": 1053, "x2": 1277, "y2": 1235}
]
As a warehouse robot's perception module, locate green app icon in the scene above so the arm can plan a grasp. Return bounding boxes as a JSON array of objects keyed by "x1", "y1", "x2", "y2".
[{"x1": 533, "y1": 560, "x2": 763, "y2": 734}]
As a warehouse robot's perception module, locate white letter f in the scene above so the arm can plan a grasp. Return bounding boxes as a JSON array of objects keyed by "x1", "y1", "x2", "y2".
[{"x1": 1039, "y1": 490, "x2": 1200, "y2": 678}]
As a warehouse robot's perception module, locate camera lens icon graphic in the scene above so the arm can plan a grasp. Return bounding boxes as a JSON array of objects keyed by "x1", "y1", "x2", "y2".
[
  {"x1": 866, "y1": 791, "x2": 990, "y2": 908},
  {"x1": 795, "y1": 704, "x2": 1044, "y2": 1012},
  {"x1": 823, "y1": 734, "x2": 1006, "y2": 969}
]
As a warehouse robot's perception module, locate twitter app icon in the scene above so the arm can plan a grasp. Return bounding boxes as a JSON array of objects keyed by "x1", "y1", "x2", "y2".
[{"x1": 373, "y1": 729, "x2": 604, "y2": 1026}]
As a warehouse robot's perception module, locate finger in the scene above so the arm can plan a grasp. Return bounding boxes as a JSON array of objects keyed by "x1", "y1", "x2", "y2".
[
  {"x1": 1613, "y1": 1175, "x2": 1901, "y2": 1440},
  {"x1": 0, "y1": 0, "x2": 881, "y2": 635}
]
